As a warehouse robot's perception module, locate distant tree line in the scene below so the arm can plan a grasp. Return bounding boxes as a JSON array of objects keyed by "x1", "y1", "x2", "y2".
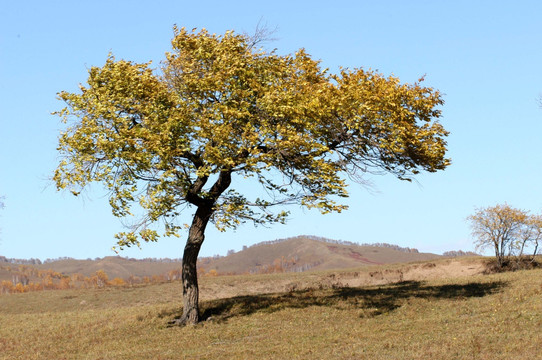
[
  {"x1": 0, "y1": 255, "x2": 187, "y2": 265},
  {"x1": 2, "y1": 236, "x2": 425, "y2": 266},
  {"x1": 43, "y1": 256, "x2": 75, "y2": 263},
  {"x1": 0, "y1": 264, "x2": 188, "y2": 295},
  {"x1": 358, "y1": 242, "x2": 419, "y2": 253},
  {"x1": 442, "y1": 250, "x2": 479, "y2": 257},
  {"x1": 117, "y1": 257, "x2": 184, "y2": 263},
  {"x1": 0, "y1": 256, "x2": 43, "y2": 265},
  {"x1": 4, "y1": 235, "x2": 457, "y2": 269}
]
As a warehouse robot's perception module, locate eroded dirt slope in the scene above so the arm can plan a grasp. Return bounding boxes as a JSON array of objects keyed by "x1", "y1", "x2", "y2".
[{"x1": 199, "y1": 258, "x2": 486, "y2": 301}]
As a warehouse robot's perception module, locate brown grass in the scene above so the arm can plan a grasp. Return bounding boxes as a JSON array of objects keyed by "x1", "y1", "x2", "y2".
[
  {"x1": 1, "y1": 258, "x2": 541, "y2": 359},
  {"x1": 206, "y1": 237, "x2": 441, "y2": 274}
]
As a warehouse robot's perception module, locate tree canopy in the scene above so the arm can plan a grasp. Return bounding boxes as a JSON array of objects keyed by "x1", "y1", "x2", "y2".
[{"x1": 54, "y1": 27, "x2": 449, "y2": 324}]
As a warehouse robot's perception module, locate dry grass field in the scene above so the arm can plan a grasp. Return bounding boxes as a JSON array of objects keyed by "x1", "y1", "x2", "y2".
[{"x1": 1, "y1": 257, "x2": 541, "y2": 359}]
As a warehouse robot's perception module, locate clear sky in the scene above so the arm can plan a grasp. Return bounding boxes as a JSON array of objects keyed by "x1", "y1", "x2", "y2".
[{"x1": 1, "y1": 0, "x2": 542, "y2": 260}]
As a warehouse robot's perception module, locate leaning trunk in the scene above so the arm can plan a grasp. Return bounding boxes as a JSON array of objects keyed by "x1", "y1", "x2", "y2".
[
  {"x1": 173, "y1": 170, "x2": 232, "y2": 326},
  {"x1": 177, "y1": 205, "x2": 213, "y2": 325},
  {"x1": 532, "y1": 241, "x2": 539, "y2": 263}
]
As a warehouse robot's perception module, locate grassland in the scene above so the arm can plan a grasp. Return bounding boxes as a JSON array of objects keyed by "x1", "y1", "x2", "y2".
[{"x1": 1, "y1": 258, "x2": 541, "y2": 359}]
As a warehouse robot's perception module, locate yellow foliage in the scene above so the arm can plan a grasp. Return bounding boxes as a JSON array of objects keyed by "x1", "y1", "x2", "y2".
[
  {"x1": 14, "y1": 283, "x2": 27, "y2": 293},
  {"x1": 206, "y1": 269, "x2": 218, "y2": 277},
  {"x1": 54, "y1": 27, "x2": 449, "y2": 250},
  {"x1": 58, "y1": 277, "x2": 72, "y2": 290},
  {"x1": 109, "y1": 277, "x2": 127, "y2": 287},
  {"x1": 1, "y1": 280, "x2": 14, "y2": 294}
]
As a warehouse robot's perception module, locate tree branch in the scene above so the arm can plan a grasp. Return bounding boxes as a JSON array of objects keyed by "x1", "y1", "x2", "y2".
[{"x1": 186, "y1": 176, "x2": 209, "y2": 206}]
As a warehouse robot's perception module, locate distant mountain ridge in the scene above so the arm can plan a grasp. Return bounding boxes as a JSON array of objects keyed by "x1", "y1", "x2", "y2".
[
  {"x1": 198, "y1": 236, "x2": 442, "y2": 275},
  {"x1": 1, "y1": 236, "x2": 476, "y2": 280},
  {"x1": 0, "y1": 235, "x2": 422, "y2": 265}
]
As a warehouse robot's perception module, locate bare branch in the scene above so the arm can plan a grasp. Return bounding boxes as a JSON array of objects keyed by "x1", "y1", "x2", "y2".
[{"x1": 245, "y1": 18, "x2": 279, "y2": 49}]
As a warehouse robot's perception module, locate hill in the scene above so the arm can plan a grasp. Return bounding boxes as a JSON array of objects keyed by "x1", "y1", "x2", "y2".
[
  {"x1": 1, "y1": 236, "x2": 454, "y2": 283},
  {"x1": 201, "y1": 236, "x2": 441, "y2": 274},
  {"x1": 35, "y1": 256, "x2": 182, "y2": 279},
  {"x1": 0, "y1": 256, "x2": 184, "y2": 283}
]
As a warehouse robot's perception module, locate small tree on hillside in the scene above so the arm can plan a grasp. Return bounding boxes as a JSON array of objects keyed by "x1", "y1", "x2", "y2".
[
  {"x1": 467, "y1": 204, "x2": 542, "y2": 268},
  {"x1": 519, "y1": 214, "x2": 542, "y2": 262},
  {"x1": 54, "y1": 27, "x2": 450, "y2": 325}
]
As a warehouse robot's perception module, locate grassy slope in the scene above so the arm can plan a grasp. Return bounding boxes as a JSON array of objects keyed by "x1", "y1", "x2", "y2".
[
  {"x1": 208, "y1": 237, "x2": 441, "y2": 273},
  {"x1": 1, "y1": 258, "x2": 541, "y2": 359}
]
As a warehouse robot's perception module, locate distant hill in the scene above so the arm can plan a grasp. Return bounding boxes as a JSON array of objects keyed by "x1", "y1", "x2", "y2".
[
  {"x1": 0, "y1": 256, "x2": 183, "y2": 282},
  {"x1": 1, "y1": 235, "x2": 450, "y2": 280},
  {"x1": 199, "y1": 236, "x2": 441, "y2": 274},
  {"x1": 35, "y1": 256, "x2": 183, "y2": 279}
]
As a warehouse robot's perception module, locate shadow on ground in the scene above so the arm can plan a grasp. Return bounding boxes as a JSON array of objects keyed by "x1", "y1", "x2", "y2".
[{"x1": 167, "y1": 280, "x2": 506, "y2": 324}]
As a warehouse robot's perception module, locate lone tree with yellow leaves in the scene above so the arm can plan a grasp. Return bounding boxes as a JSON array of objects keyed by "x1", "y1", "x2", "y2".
[
  {"x1": 54, "y1": 27, "x2": 449, "y2": 325},
  {"x1": 468, "y1": 204, "x2": 542, "y2": 269}
]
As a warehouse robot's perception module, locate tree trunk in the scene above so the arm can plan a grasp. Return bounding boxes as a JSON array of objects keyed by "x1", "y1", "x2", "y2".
[
  {"x1": 531, "y1": 241, "x2": 539, "y2": 263},
  {"x1": 173, "y1": 205, "x2": 213, "y2": 325},
  {"x1": 171, "y1": 170, "x2": 232, "y2": 326},
  {"x1": 494, "y1": 244, "x2": 502, "y2": 268}
]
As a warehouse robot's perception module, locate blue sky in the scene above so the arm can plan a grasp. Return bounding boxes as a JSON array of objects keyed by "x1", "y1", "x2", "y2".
[{"x1": 1, "y1": 0, "x2": 542, "y2": 260}]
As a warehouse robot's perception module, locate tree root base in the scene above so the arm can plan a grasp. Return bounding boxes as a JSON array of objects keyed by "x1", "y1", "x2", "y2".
[{"x1": 168, "y1": 314, "x2": 199, "y2": 327}]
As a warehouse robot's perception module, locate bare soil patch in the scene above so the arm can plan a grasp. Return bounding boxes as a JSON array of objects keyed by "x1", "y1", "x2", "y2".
[{"x1": 199, "y1": 258, "x2": 487, "y2": 301}]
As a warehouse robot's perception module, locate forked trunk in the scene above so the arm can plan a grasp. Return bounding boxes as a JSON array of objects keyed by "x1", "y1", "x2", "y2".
[
  {"x1": 171, "y1": 170, "x2": 231, "y2": 326},
  {"x1": 172, "y1": 205, "x2": 212, "y2": 325}
]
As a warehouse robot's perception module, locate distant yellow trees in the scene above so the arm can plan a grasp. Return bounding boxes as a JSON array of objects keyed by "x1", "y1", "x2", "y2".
[
  {"x1": 0, "y1": 267, "x2": 171, "y2": 294},
  {"x1": 0, "y1": 263, "x2": 256, "y2": 295},
  {"x1": 0, "y1": 256, "x2": 314, "y2": 294}
]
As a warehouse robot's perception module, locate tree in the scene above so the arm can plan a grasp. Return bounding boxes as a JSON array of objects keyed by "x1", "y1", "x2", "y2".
[
  {"x1": 92, "y1": 270, "x2": 109, "y2": 288},
  {"x1": 53, "y1": 27, "x2": 450, "y2": 325},
  {"x1": 467, "y1": 204, "x2": 542, "y2": 268},
  {"x1": 519, "y1": 214, "x2": 542, "y2": 262}
]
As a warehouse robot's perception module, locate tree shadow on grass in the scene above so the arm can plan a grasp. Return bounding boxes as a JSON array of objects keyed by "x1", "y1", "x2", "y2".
[{"x1": 167, "y1": 280, "x2": 507, "y2": 325}]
